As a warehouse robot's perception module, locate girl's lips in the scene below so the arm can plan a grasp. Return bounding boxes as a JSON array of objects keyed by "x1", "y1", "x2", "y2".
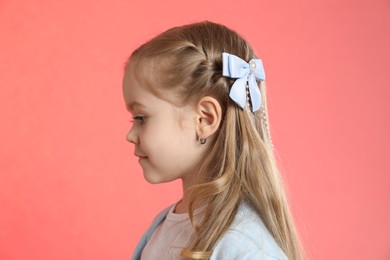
[{"x1": 138, "y1": 156, "x2": 147, "y2": 164}]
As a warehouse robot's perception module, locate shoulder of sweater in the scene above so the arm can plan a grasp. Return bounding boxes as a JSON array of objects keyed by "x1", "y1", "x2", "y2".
[{"x1": 211, "y1": 203, "x2": 288, "y2": 260}]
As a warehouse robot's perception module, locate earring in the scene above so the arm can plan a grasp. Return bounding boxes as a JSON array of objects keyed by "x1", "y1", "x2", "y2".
[{"x1": 199, "y1": 135, "x2": 207, "y2": 145}]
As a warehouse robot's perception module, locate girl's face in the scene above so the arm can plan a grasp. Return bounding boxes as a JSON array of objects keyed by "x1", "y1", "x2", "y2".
[{"x1": 122, "y1": 65, "x2": 205, "y2": 186}]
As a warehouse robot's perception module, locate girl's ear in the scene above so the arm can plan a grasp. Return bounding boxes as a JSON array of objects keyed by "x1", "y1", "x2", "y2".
[{"x1": 196, "y1": 96, "x2": 222, "y2": 140}]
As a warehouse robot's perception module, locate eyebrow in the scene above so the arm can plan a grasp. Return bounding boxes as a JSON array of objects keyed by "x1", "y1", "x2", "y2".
[{"x1": 126, "y1": 101, "x2": 146, "y2": 111}]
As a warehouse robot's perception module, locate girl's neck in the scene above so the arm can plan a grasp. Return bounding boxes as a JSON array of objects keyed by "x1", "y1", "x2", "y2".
[
  {"x1": 174, "y1": 178, "x2": 203, "y2": 214},
  {"x1": 174, "y1": 196, "x2": 207, "y2": 215},
  {"x1": 174, "y1": 198, "x2": 188, "y2": 214}
]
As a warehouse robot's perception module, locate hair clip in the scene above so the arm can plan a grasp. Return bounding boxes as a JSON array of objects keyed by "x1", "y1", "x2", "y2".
[{"x1": 222, "y1": 52, "x2": 265, "y2": 112}]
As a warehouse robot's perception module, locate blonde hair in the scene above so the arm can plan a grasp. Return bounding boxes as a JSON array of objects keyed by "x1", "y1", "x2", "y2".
[{"x1": 126, "y1": 21, "x2": 303, "y2": 260}]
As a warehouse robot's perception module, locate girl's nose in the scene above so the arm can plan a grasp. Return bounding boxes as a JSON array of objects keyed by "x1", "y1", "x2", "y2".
[{"x1": 126, "y1": 128, "x2": 139, "y2": 144}]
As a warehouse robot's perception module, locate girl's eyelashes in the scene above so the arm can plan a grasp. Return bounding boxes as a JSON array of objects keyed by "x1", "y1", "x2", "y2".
[{"x1": 129, "y1": 115, "x2": 146, "y2": 124}]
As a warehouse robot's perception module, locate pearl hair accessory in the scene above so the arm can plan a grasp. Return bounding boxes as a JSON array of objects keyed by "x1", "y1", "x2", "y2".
[
  {"x1": 260, "y1": 106, "x2": 274, "y2": 150},
  {"x1": 222, "y1": 52, "x2": 273, "y2": 150},
  {"x1": 222, "y1": 52, "x2": 265, "y2": 112}
]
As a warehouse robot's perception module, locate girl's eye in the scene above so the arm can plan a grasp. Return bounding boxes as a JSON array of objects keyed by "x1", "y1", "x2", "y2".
[{"x1": 129, "y1": 115, "x2": 146, "y2": 125}]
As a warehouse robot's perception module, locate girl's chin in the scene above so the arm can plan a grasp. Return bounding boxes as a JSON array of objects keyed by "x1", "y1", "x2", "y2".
[
  {"x1": 142, "y1": 171, "x2": 177, "y2": 185},
  {"x1": 142, "y1": 169, "x2": 159, "y2": 184},
  {"x1": 143, "y1": 175, "x2": 164, "y2": 184}
]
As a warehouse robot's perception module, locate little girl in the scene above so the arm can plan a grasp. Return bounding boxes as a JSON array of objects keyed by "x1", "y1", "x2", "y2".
[{"x1": 123, "y1": 21, "x2": 303, "y2": 260}]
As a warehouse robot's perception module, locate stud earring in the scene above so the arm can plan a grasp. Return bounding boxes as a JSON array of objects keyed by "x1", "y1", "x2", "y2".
[{"x1": 199, "y1": 135, "x2": 207, "y2": 145}]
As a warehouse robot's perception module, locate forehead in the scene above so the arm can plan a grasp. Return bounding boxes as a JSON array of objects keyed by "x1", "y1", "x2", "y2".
[
  {"x1": 123, "y1": 59, "x2": 180, "y2": 108},
  {"x1": 122, "y1": 65, "x2": 149, "y2": 110}
]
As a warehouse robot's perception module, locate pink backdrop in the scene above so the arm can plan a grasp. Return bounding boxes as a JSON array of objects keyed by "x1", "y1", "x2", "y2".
[{"x1": 0, "y1": 0, "x2": 389, "y2": 259}]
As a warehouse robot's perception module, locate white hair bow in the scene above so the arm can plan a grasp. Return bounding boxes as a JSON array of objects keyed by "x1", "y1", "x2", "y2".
[{"x1": 222, "y1": 52, "x2": 266, "y2": 112}]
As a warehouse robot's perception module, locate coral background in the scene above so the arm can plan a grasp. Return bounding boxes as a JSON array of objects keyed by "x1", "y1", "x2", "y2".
[{"x1": 0, "y1": 0, "x2": 389, "y2": 259}]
